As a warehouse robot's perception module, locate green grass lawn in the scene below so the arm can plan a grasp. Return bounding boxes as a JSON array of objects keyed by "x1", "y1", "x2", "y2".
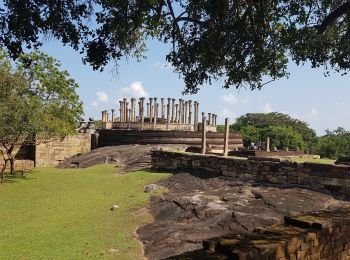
[
  {"x1": 290, "y1": 157, "x2": 335, "y2": 164},
  {"x1": 0, "y1": 165, "x2": 171, "y2": 260}
]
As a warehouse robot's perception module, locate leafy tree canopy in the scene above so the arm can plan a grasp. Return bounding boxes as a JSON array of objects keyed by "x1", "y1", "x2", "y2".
[
  {"x1": 1, "y1": 1, "x2": 350, "y2": 93},
  {"x1": 317, "y1": 127, "x2": 350, "y2": 159},
  {"x1": 0, "y1": 50, "x2": 83, "y2": 175},
  {"x1": 233, "y1": 112, "x2": 316, "y2": 152}
]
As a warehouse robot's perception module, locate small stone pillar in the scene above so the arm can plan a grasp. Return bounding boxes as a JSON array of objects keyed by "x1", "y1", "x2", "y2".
[
  {"x1": 194, "y1": 102, "x2": 199, "y2": 131},
  {"x1": 101, "y1": 110, "x2": 105, "y2": 122},
  {"x1": 167, "y1": 98, "x2": 171, "y2": 129},
  {"x1": 184, "y1": 101, "x2": 188, "y2": 124},
  {"x1": 122, "y1": 98, "x2": 127, "y2": 122},
  {"x1": 125, "y1": 102, "x2": 129, "y2": 122},
  {"x1": 105, "y1": 110, "x2": 109, "y2": 122},
  {"x1": 154, "y1": 102, "x2": 159, "y2": 129},
  {"x1": 188, "y1": 100, "x2": 192, "y2": 125},
  {"x1": 147, "y1": 103, "x2": 150, "y2": 118},
  {"x1": 119, "y1": 100, "x2": 123, "y2": 122},
  {"x1": 224, "y1": 118, "x2": 230, "y2": 156},
  {"x1": 171, "y1": 98, "x2": 175, "y2": 123},
  {"x1": 161, "y1": 98, "x2": 165, "y2": 123},
  {"x1": 208, "y1": 113, "x2": 212, "y2": 126},
  {"x1": 149, "y1": 97, "x2": 153, "y2": 123},
  {"x1": 175, "y1": 104, "x2": 179, "y2": 123},
  {"x1": 130, "y1": 98, "x2": 136, "y2": 122},
  {"x1": 140, "y1": 97, "x2": 145, "y2": 129},
  {"x1": 111, "y1": 109, "x2": 115, "y2": 123},
  {"x1": 178, "y1": 99, "x2": 183, "y2": 126},
  {"x1": 153, "y1": 97, "x2": 158, "y2": 129},
  {"x1": 201, "y1": 116, "x2": 207, "y2": 154},
  {"x1": 266, "y1": 137, "x2": 270, "y2": 152}
]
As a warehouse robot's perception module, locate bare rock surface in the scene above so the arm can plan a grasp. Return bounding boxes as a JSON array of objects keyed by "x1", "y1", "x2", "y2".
[
  {"x1": 58, "y1": 144, "x2": 186, "y2": 172},
  {"x1": 137, "y1": 172, "x2": 350, "y2": 260}
]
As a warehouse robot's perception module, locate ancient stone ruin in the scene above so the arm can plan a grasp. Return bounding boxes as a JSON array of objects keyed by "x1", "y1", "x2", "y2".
[{"x1": 100, "y1": 97, "x2": 218, "y2": 132}]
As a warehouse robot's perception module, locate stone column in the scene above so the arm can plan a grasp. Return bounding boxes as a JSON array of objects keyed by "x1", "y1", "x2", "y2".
[
  {"x1": 125, "y1": 102, "x2": 129, "y2": 122},
  {"x1": 130, "y1": 98, "x2": 136, "y2": 122},
  {"x1": 266, "y1": 137, "x2": 270, "y2": 152},
  {"x1": 194, "y1": 102, "x2": 199, "y2": 131},
  {"x1": 224, "y1": 118, "x2": 230, "y2": 156},
  {"x1": 171, "y1": 99, "x2": 176, "y2": 123},
  {"x1": 140, "y1": 97, "x2": 145, "y2": 129},
  {"x1": 119, "y1": 101, "x2": 123, "y2": 122},
  {"x1": 161, "y1": 98, "x2": 165, "y2": 123},
  {"x1": 101, "y1": 110, "x2": 105, "y2": 122},
  {"x1": 201, "y1": 116, "x2": 207, "y2": 154},
  {"x1": 178, "y1": 99, "x2": 183, "y2": 126},
  {"x1": 123, "y1": 98, "x2": 127, "y2": 122},
  {"x1": 167, "y1": 98, "x2": 171, "y2": 128},
  {"x1": 149, "y1": 97, "x2": 153, "y2": 123},
  {"x1": 208, "y1": 113, "x2": 212, "y2": 126},
  {"x1": 184, "y1": 101, "x2": 188, "y2": 124},
  {"x1": 147, "y1": 103, "x2": 150, "y2": 118},
  {"x1": 175, "y1": 104, "x2": 178, "y2": 123},
  {"x1": 154, "y1": 102, "x2": 158, "y2": 129},
  {"x1": 188, "y1": 100, "x2": 192, "y2": 125},
  {"x1": 105, "y1": 110, "x2": 109, "y2": 122},
  {"x1": 111, "y1": 109, "x2": 115, "y2": 123},
  {"x1": 153, "y1": 98, "x2": 158, "y2": 129}
]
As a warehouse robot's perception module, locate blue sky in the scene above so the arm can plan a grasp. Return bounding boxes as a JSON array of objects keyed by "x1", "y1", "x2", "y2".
[{"x1": 40, "y1": 39, "x2": 350, "y2": 136}]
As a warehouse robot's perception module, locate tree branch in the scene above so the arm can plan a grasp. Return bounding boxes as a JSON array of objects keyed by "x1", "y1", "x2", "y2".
[
  {"x1": 174, "y1": 16, "x2": 207, "y2": 26},
  {"x1": 317, "y1": 1, "x2": 350, "y2": 34}
]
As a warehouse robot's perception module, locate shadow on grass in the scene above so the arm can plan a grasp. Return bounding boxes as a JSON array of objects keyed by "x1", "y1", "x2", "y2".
[
  {"x1": 138, "y1": 167, "x2": 175, "y2": 175},
  {"x1": 1, "y1": 170, "x2": 38, "y2": 184}
]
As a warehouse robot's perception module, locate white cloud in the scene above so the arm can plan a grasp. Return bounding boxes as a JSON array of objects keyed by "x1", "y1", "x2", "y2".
[
  {"x1": 222, "y1": 108, "x2": 235, "y2": 119},
  {"x1": 262, "y1": 103, "x2": 272, "y2": 113},
  {"x1": 96, "y1": 91, "x2": 109, "y2": 102},
  {"x1": 120, "y1": 81, "x2": 149, "y2": 98},
  {"x1": 308, "y1": 108, "x2": 319, "y2": 118},
  {"x1": 91, "y1": 100, "x2": 98, "y2": 107},
  {"x1": 222, "y1": 93, "x2": 238, "y2": 105}
]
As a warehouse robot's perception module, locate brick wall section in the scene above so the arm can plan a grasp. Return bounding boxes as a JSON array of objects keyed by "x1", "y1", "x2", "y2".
[
  {"x1": 151, "y1": 151, "x2": 350, "y2": 197},
  {"x1": 35, "y1": 134, "x2": 91, "y2": 167},
  {"x1": 172, "y1": 208, "x2": 350, "y2": 260}
]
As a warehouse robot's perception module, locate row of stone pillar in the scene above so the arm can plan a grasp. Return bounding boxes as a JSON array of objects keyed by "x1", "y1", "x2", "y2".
[
  {"x1": 101, "y1": 97, "x2": 218, "y2": 130},
  {"x1": 201, "y1": 112, "x2": 218, "y2": 127},
  {"x1": 115, "y1": 97, "x2": 203, "y2": 128}
]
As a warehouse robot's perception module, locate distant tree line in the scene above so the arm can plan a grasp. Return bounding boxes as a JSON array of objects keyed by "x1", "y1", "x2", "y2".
[{"x1": 217, "y1": 112, "x2": 350, "y2": 159}]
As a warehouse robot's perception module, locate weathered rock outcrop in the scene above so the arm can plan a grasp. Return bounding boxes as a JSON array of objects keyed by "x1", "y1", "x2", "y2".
[
  {"x1": 137, "y1": 172, "x2": 350, "y2": 260},
  {"x1": 58, "y1": 144, "x2": 186, "y2": 172}
]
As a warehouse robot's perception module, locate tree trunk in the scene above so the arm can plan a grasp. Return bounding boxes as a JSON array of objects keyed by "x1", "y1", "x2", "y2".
[
  {"x1": 10, "y1": 157, "x2": 15, "y2": 174},
  {"x1": 0, "y1": 150, "x2": 6, "y2": 184},
  {"x1": 2, "y1": 143, "x2": 15, "y2": 175}
]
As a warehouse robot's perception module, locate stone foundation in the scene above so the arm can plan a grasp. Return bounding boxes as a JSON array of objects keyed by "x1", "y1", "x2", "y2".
[
  {"x1": 151, "y1": 151, "x2": 350, "y2": 198},
  {"x1": 96, "y1": 129, "x2": 243, "y2": 149}
]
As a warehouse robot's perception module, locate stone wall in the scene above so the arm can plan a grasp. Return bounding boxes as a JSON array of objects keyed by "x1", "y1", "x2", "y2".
[
  {"x1": 171, "y1": 208, "x2": 350, "y2": 260},
  {"x1": 35, "y1": 134, "x2": 91, "y2": 167},
  {"x1": 0, "y1": 144, "x2": 35, "y2": 170},
  {"x1": 151, "y1": 151, "x2": 350, "y2": 198}
]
